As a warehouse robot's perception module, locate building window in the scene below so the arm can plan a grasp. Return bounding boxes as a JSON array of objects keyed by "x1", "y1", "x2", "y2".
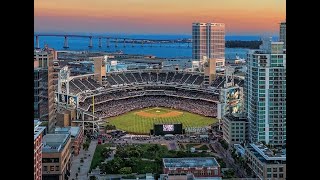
[
  {"x1": 214, "y1": 169, "x2": 218, "y2": 175},
  {"x1": 273, "y1": 168, "x2": 277, "y2": 172},
  {"x1": 267, "y1": 174, "x2": 271, "y2": 178},
  {"x1": 43, "y1": 166, "x2": 47, "y2": 171},
  {"x1": 50, "y1": 166, "x2": 54, "y2": 171},
  {"x1": 55, "y1": 166, "x2": 59, "y2": 171},
  {"x1": 279, "y1": 167, "x2": 283, "y2": 172},
  {"x1": 273, "y1": 174, "x2": 278, "y2": 178},
  {"x1": 279, "y1": 173, "x2": 284, "y2": 178}
]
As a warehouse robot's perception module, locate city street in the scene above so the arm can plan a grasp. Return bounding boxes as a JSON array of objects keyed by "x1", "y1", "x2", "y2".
[
  {"x1": 211, "y1": 140, "x2": 247, "y2": 178},
  {"x1": 69, "y1": 140, "x2": 97, "y2": 180}
]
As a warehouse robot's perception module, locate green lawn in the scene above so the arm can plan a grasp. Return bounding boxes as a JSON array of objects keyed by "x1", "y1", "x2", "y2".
[
  {"x1": 90, "y1": 144, "x2": 111, "y2": 171},
  {"x1": 99, "y1": 144, "x2": 214, "y2": 175},
  {"x1": 105, "y1": 107, "x2": 218, "y2": 134}
]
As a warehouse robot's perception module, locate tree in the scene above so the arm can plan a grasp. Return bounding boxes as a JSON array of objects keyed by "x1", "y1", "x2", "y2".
[
  {"x1": 89, "y1": 176, "x2": 97, "y2": 180},
  {"x1": 115, "y1": 146, "x2": 128, "y2": 159},
  {"x1": 105, "y1": 124, "x2": 116, "y2": 131},
  {"x1": 100, "y1": 148, "x2": 112, "y2": 159},
  {"x1": 148, "y1": 144, "x2": 160, "y2": 157},
  {"x1": 83, "y1": 142, "x2": 89, "y2": 151},
  {"x1": 176, "y1": 151, "x2": 186, "y2": 158},
  {"x1": 127, "y1": 157, "x2": 138, "y2": 168},
  {"x1": 154, "y1": 157, "x2": 162, "y2": 173},
  {"x1": 143, "y1": 166, "x2": 153, "y2": 174},
  {"x1": 129, "y1": 150, "x2": 141, "y2": 158},
  {"x1": 119, "y1": 167, "x2": 132, "y2": 175}
]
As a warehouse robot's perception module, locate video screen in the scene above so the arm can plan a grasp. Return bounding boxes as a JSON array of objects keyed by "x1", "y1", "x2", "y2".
[
  {"x1": 226, "y1": 88, "x2": 241, "y2": 102},
  {"x1": 225, "y1": 101, "x2": 242, "y2": 114},
  {"x1": 154, "y1": 123, "x2": 182, "y2": 135},
  {"x1": 163, "y1": 124, "x2": 174, "y2": 131}
]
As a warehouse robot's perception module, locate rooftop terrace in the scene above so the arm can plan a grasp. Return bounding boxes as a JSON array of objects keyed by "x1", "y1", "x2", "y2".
[
  {"x1": 55, "y1": 126, "x2": 81, "y2": 138},
  {"x1": 163, "y1": 157, "x2": 219, "y2": 168},
  {"x1": 43, "y1": 134, "x2": 70, "y2": 153},
  {"x1": 247, "y1": 143, "x2": 286, "y2": 163}
]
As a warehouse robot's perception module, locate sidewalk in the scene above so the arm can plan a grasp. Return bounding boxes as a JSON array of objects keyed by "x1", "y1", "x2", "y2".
[{"x1": 70, "y1": 140, "x2": 97, "y2": 180}]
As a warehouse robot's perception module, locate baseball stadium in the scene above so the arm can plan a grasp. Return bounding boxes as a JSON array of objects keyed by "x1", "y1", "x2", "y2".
[{"x1": 55, "y1": 57, "x2": 244, "y2": 135}]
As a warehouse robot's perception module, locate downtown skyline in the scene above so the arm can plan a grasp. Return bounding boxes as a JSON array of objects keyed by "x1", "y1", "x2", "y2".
[{"x1": 35, "y1": 0, "x2": 286, "y2": 35}]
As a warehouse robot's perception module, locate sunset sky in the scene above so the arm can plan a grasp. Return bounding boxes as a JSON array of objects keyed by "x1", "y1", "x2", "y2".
[{"x1": 34, "y1": 0, "x2": 286, "y2": 35}]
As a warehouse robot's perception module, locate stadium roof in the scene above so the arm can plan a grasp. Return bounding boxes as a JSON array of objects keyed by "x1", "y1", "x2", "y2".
[{"x1": 163, "y1": 157, "x2": 219, "y2": 168}]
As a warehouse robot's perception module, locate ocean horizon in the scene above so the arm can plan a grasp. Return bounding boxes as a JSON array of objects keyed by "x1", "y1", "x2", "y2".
[{"x1": 35, "y1": 35, "x2": 278, "y2": 59}]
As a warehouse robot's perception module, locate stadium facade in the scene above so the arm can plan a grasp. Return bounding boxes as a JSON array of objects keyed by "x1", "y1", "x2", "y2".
[
  {"x1": 54, "y1": 56, "x2": 244, "y2": 134},
  {"x1": 34, "y1": 47, "x2": 57, "y2": 132}
]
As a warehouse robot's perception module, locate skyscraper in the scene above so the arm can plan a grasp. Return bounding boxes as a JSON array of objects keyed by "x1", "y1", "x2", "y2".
[
  {"x1": 192, "y1": 22, "x2": 225, "y2": 64},
  {"x1": 244, "y1": 39, "x2": 286, "y2": 146},
  {"x1": 280, "y1": 21, "x2": 286, "y2": 48},
  {"x1": 34, "y1": 46, "x2": 56, "y2": 132}
]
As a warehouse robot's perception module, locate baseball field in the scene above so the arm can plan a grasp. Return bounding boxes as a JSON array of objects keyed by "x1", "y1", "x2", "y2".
[{"x1": 105, "y1": 107, "x2": 218, "y2": 134}]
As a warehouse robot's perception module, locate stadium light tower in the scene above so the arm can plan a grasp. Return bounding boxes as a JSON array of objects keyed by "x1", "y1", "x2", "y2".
[
  {"x1": 224, "y1": 66, "x2": 235, "y2": 88},
  {"x1": 57, "y1": 66, "x2": 70, "y2": 94}
]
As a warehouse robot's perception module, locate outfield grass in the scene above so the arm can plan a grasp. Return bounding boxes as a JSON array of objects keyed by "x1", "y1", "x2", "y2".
[{"x1": 105, "y1": 107, "x2": 218, "y2": 134}]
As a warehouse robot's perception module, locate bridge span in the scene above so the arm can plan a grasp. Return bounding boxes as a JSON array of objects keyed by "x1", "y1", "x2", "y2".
[{"x1": 34, "y1": 34, "x2": 192, "y2": 49}]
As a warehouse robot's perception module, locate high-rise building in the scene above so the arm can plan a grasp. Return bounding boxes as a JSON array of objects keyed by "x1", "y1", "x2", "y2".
[
  {"x1": 222, "y1": 113, "x2": 248, "y2": 145},
  {"x1": 192, "y1": 22, "x2": 225, "y2": 65},
  {"x1": 244, "y1": 39, "x2": 286, "y2": 146},
  {"x1": 34, "y1": 47, "x2": 56, "y2": 132},
  {"x1": 280, "y1": 21, "x2": 286, "y2": 48},
  {"x1": 34, "y1": 120, "x2": 46, "y2": 180}
]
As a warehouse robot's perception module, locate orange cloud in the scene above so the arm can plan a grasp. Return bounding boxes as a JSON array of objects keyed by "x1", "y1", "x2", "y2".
[{"x1": 35, "y1": 0, "x2": 286, "y2": 34}]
